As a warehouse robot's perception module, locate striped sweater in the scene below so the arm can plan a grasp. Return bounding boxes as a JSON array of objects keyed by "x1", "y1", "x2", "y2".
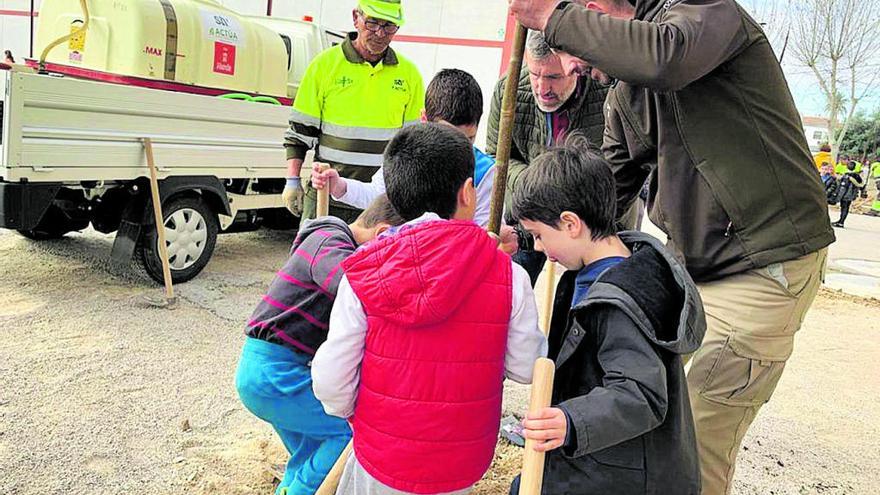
[{"x1": 245, "y1": 217, "x2": 356, "y2": 355}]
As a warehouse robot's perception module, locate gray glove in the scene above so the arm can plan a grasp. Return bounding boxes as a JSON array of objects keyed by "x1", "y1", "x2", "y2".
[{"x1": 282, "y1": 177, "x2": 304, "y2": 217}]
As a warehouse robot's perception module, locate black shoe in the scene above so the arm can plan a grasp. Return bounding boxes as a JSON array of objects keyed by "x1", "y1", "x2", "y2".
[{"x1": 832, "y1": 221, "x2": 845, "y2": 228}]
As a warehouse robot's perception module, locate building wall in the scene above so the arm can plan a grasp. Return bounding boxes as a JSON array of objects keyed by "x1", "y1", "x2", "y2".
[
  {"x1": 804, "y1": 124, "x2": 829, "y2": 153},
  {"x1": 0, "y1": 0, "x2": 41, "y2": 62}
]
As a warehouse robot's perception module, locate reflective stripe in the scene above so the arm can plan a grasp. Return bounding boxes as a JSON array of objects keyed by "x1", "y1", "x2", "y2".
[
  {"x1": 319, "y1": 134, "x2": 388, "y2": 155},
  {"x1": 319, "y1": 146, "x2": 384, "y2": 167},
  {"x1": 402, "y1": 119, "x2": 420, "y2": 127},
  {"x1": 288, "y1": 109, "x2": 321, "y2": 128},
  {"x1": 322, "y1": 122, "x2": 401, "y2": 141},
  {"x1": 284, "y1": 128, "x2": 318, "y2": 148}
]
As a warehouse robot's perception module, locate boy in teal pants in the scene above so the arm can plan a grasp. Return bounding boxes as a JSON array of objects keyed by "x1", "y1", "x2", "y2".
[{"x1": 236, "y1": 195, "x2": 403, "y2": 494}]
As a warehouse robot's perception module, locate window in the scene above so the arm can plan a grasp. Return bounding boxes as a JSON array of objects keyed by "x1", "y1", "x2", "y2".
[{"x1": 812, "y1": 130, "x2": 826, "y2": 141}]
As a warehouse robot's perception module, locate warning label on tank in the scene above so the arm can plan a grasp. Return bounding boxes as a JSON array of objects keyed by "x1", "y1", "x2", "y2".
[
  {"x1": 213, "y1": 42, "x2": 236, "y2": 75},
  {"x1": 201, "y1": 10, "x2": 245, "y2": 47},
  {"x1": 68, "y1": 21, "x2": 86, "y2": 63}
]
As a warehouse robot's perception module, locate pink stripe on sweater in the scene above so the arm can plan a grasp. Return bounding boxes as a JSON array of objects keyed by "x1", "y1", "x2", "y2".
[
  {"x1": 248, "y1": 320, "x2": 317, "y2": 355},
  {"x1": 276, "y1": 270, "x2": 335, "y2": 299},
  {"x1": 262, "y1": 295, "x2": 328, "y2": 329},
  {"x1": 312, "y1": 246, "x2": 339, "y2": 265},
  {"x1": 294, "y1": 249, "x2": 315, "y2": 264},
  {"x1": 322, "y1": 264, "x2": 343, "y2": 292},
  {"x1": 328, "y1": 241, "x2": 356, "y2": 249}
]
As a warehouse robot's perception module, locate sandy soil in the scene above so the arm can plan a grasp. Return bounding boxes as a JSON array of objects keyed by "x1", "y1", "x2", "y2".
[{"x1": 1, "y1": 222, "x2": 878, "y2": 494}]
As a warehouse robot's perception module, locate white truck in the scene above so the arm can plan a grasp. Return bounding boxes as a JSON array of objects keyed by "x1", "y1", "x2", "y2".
[{"x1": 0, "y1": 5, "x2": 342, "y2": 283}]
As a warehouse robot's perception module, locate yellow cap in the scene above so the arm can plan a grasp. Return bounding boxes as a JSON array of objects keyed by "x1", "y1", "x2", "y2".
[{"x1": 358, "y1": 0, "x2": 404, "y2": 27}]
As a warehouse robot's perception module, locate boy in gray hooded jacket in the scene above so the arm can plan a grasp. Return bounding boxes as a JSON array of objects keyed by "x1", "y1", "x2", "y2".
[{"x1": 509, "y1": 145, "x2": 706, "y2": 494}]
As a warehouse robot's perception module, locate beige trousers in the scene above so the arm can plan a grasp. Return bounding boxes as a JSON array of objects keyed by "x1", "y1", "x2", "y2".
[{"x1": 687, "y1": 248, "x2": 828, "y2": 495}]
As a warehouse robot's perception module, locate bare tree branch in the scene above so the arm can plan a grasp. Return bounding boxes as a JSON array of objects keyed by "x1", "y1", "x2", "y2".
[{"x1": 789, "y1": 0, "x2": 880, "y2": 162}]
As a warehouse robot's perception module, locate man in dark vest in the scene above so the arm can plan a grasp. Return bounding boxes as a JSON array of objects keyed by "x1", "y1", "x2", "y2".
[{"x1": 487, "y1": 30, "x2": 610, "y2": 284}]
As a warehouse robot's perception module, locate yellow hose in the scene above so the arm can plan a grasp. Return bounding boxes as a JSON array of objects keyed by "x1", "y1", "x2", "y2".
[{"x1": 39, "y1": 0, "x2": 90, "y2": 67}]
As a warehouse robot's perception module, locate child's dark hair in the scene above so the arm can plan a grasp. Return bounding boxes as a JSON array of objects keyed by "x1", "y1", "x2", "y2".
[
  {"x1": 511, "y1": 142, "x2": 617, "y2": 240},
  {"x1": 425, "y1": 69, "x2": 483, "y2": 126},
  {"x1": 356, "y1": 194, "x2": 405, "y2": 228},
  {"x1": 384, "y1": 123, "x2": 475, "y2": 221}
]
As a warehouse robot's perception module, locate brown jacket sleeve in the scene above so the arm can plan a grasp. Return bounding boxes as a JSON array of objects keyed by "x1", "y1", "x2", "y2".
[
  {"x1": 545, "y1": 0, "x2": 747, "y2": 92},
  {"x1": 604, "y1": 99, "x2": 652, "y2": 226}
]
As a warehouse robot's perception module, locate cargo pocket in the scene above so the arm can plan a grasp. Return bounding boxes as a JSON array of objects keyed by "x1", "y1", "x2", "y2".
[{"x1": 699, "y1": 331, "x2": 793, "y2": 407}]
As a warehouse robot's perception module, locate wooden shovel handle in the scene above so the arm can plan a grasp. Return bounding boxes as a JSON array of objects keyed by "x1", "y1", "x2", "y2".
[
  {"x1": 315, "y1": 163, "x2": 330, "y2": 218},
  {"x1": 519, "y1": 358, "x2": 556, "y2": 495},
  {"x1": 315, "y1": 441, "x2": 352, "y2": 495}
]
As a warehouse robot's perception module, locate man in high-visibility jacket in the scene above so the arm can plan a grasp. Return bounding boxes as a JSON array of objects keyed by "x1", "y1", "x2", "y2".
[
  {"x1": 813, "y1": 144, "x2": 832, "y2": 170},
  {"x1": 282, "y1": 0, "x2": 425, "y2": 222},
  {"x1": 869, "y1": 159, "x2": 880, "y2": 216}
]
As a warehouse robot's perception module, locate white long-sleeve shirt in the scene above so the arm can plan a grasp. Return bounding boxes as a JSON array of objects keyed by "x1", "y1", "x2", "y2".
[
  {"x1": 312, "y1": 261, "x2": 547, "y2": 419},
  {"x1": 335, "y1": 162, "x2": 496, "y2": 228}
]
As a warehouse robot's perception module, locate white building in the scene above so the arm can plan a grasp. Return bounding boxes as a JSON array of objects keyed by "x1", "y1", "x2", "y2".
[
  {"x1": 0, "y1": 0, "x2": 513, "y2": 146},
  {"x1": 802, "y1": 115, "x2": 830, "y2": 153}
]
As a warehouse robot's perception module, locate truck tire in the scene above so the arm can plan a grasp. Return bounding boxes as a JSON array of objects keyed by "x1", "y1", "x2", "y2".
[
  {"x1": 16, "y1": 206, "x2": 89, "y2": 240},
  {"x1": 134, "y1": 195, "x2": 219, "y2": 284}
]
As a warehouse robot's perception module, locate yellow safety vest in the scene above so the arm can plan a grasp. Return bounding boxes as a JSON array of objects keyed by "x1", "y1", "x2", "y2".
[{"x1": 284, "y1": 32, "x2": 424, "y2": 183}]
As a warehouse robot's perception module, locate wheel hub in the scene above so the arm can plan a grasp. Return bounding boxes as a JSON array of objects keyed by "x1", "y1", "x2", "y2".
[{"x1": 161, "y1": 208, "x2": 208, "y2": 270}]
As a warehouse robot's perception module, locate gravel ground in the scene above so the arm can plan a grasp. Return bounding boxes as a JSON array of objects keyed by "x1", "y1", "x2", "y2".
[{"x1": 1, "y1": 221, "x2": 879, "y2": 494}]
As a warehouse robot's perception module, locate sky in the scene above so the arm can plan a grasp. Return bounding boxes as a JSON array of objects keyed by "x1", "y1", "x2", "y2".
[{"x1": 742, "y1": 0, "x2": 880, "y2": 118}]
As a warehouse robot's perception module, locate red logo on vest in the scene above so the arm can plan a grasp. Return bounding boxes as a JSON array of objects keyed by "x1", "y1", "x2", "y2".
[{"x1": 213, "y1": 42, "x2": 235, "y2": 75}]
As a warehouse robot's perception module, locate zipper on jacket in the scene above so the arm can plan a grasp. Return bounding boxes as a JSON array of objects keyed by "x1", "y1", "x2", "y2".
[{"x1": 725, "y1": 221, "x2": 733, "y2": 238}]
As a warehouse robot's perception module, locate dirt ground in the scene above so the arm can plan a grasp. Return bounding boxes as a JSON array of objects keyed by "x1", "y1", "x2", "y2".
[{"x1": 1, "y1": 215, "x2": 879, "y2": 494}]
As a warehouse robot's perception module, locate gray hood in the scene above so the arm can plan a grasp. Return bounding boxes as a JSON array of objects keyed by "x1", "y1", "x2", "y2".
[{"x1": 575, "y1": 231, "x2": 706, "y2": 355}]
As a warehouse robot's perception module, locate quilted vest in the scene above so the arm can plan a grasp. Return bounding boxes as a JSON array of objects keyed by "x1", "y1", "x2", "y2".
[{"x1": 344, "y1": 220, "x2": 512, "y2": 493}]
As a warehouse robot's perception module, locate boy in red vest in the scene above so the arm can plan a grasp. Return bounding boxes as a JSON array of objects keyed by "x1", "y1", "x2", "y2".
[
  {"x1": 312, "y1": 123, "x2": 548, "y2": 494},
  {"x1": 509, "y1": 145, "x2": 706, "y2": 494}
]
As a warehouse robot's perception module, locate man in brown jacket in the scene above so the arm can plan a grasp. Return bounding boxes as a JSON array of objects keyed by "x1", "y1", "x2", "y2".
[{"x1": 509, "y1": 0, "x2": 835, "y2": 493}]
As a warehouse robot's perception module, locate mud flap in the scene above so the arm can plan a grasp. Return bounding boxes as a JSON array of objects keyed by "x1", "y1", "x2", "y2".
[{"x1": 111, "y1": 218, "x2": 143, "y2": 267}]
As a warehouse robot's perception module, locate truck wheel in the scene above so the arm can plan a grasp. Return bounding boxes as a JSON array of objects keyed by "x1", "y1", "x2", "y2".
[
  {"x1": 17, "y1": 206, "x2": 88, "y2": 240},
  {"x1": 135, "y1": 195, "x2": 219, "y2": 284}
]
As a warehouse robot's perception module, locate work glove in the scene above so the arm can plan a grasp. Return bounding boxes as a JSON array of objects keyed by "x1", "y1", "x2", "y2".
[{"x1": 282, "y1": 177, "x2": 304, "y2": 217}]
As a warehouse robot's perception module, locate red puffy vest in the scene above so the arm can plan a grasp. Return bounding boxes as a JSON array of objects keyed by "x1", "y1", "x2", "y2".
[{"x1": 343, "y1": 220, "x2": 512, "y2": 494}]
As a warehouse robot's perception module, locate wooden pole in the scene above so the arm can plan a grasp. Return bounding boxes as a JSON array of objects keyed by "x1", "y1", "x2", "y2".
[
  {"x1": 487, "y1": 20, "x2": 529, "y2": 235},
  {"x1": 144, "y1": 138, "x2": 175, "y2": 304},
  {"x1": 315, "y1": 164, "x2": 330, "y2": 217},
  {"x1": 315, "y1": 441, "x2": 352, "y2": 495},
  {"x1": 540, "y1": 260, "x2": 556, "y2": 334},
  {"x1": 518, "y1": 358, "x2": 556, "y2": 495}
]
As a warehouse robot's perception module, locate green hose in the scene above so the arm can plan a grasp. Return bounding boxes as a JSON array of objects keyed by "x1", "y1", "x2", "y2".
[{"x1": 218, "y1": 93, "x2": 282, "y2": 105}]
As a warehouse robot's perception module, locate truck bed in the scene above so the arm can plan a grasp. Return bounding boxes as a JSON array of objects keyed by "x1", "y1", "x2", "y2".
[{"x1": 0, "y1": 69, "x2": 291, "y2": 183}]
